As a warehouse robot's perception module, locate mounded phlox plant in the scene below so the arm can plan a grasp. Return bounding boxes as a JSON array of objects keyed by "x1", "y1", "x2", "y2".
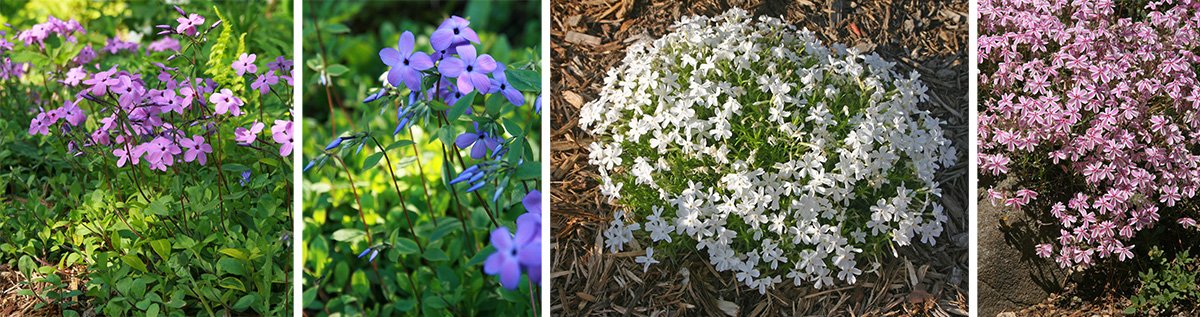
[
  {"x1": 979, "y1": 0, "x2": 1200, "y2": 270},
  {"x1": 581, "y1": 8, "x2": 958, "y2": 293}
]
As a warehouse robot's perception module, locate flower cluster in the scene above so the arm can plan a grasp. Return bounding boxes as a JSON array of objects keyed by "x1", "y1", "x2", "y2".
[
  {"x1": 18, "y1": 7, "x2": 295, "y2": 174},
  {"x1": 484, "y1": 190, "x2": 543, "y2": 290},
  {"x1": 581, "y1": 8, "x2": 957, "y2": 293},
  {"x1": 980, "y1": 0, "x2": 1200, "y2": 269}
]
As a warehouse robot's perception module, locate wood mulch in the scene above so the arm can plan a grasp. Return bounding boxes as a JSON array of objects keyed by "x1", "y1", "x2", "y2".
[
  {"x1": 549, "y1": 0, "x2": 968, "y2": 315},
  {"x1": 0, "y1": 263, "x2": 90, "y2": 316}
]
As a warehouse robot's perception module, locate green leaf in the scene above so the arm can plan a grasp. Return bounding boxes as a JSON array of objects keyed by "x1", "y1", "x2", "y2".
[
  {"x1": 424, "y1": 294, "x2": 449, "y2": 309},
  {"x1": 232, "y1": 294, "x2": 257, "y2": 311},
  {"x1": 321, "y1": 23, "x2": 351, "y2": 34},
  {"x1": 145, "y1": 303, "x2": 160, "y2": 317},
  {"x1": 218, "y1": 257, "x2": 246, "y2": 276},
  {"x1": 507, "y1": 138, "x2": 524, "y2": 164},
  {"x1": 146, "y1": 198, "x2": 169, "y2": 216},
  {"x1": 222, "y1": 163, "x2": 250, "y2": 172},
  {"x1": 219, "y1": 248, "x2": 250, "y2": 261},
  {"x1": 466, "y1": 246, "x2": 495, "y2": 266},
  {"x1": 485, "y1": 93, "x2": 508, "y2": 117},
  {"x1": 351, "y1": 270, "x2": 370, "y2": 297},
  {"x1": 331, "y1": 229, "x2": 366, "y2": 242},
  {"x1": 514, "y1": 161, "x2": 540, "y2": 180},
  {"x1": 436, "y1": 125, "x2": 457, "y2": 147},
  {"x1": 394, "y1": 238, "x2": 419, "y2": 255},
  {"x1": 121, "y1": 255, "x2": 147, "y2": 273},
  {"x1": 423, "y1": 247, "x2": 449, "y2": 262},
  {"x1": 502, "y1": 118, "x2": 524, "y2": 137},
  {"x1": 506, "y1": 69, "x2": 540, "y2": 92},
  {"x1": 362, "y1": 152, "x2": 384, "y2": 170},
  {"x1": 447, "y1": 91, "x2": 477, "y2": 122},
  {"x1": 386, "y1": 140, "x2": 416, "y2": 152},
  {"x1": 326, "y1": 64, "x2": 349, "y2": 76},
  {"x1": 219, "y1": 277, "x2": 246, "y2": 292},
  {"x1": 428, "y1": 219, "x2": 461, "y2": 243},
  {"x1": 149, "y1": 239, "x2": 172, "y2": 260}
]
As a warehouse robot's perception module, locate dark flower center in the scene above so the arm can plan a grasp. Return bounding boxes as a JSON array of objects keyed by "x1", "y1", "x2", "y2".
[
  {"x1": 403, "y1": 59, "x2": 409, "y2": 66},
  {"x1": 466, "y1": 66, "x2": 473, "y2": 72},
  {"x1": 510, "y1": 249, "x2": 517, "y2": 256},
  {"x1": 501, "y1": 84, "x2": 506, "y2": 90},
  {"x1": 453, "y1": 28, "x2": 460, "y2": 35}
]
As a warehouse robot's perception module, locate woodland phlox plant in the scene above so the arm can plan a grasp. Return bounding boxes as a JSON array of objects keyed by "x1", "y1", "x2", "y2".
[
  {"x1": 582, "y1": 8, "x2": 957, "y2": 293},
  {"x1": 979, "y1": 0, "x2": 1200, "y2": 270},
  {"x1": 19, "y1": 6, "x2": 295, "y2": 171},
  {"x1": 305, "y1": 14, "x2": 542, "y2": 306},
  {"x1": 3, "y1": 5, "x2": 293, "y2": 315}
]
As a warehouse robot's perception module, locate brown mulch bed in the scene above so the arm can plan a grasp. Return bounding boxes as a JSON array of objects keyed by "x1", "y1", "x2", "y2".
[
  {"x1": 0, "y1": 263, "x2": 89, "y2": 316},
  {"x1": 549, "y1": 0, "x2": 969, "y2": 315}
]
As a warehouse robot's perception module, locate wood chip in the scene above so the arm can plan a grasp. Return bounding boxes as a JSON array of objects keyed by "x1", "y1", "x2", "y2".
[
  {"x1": 563, "y1": 90, "x2": 587, "y2": 108},
  {"x1": 565, "y1": 31, "x2": 602, "y2": 46},
  {"x1": 577, "y1": 292, "x2": 597, "y2": 302}
]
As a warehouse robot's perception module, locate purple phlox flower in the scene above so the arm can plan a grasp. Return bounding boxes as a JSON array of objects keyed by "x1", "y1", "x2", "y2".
[
  {"x1": 488, "y1": 62, "x2": 526, "y2": 107},
  {"x1": 380, "y1": 31, "x2": 434, "y2": 93},
  {"x1": 179, "y1": 135, "x2": 213, "y2": 165},
  {"x1": 252, "y1": 70, "x2": 279, "y2": 95},
  {"x1": 239, "y1": 170, "x2": 252, "y2": 186},
  {"x1": 455, "y1": 122, "x2": 501, "y2": 159},
  {"x1": 209, "y1": 88, "x2": 244, "y2": 116},
  {"x1": 175, "y1": 13, "x2": 205, "y2": 36},
  {"x1": 234, "y1": 121, "x2": 265, "y2": 144},
  {"x1": 113, "y1": 145, "x2": 141, "y2": 167},
  {"x1": 232, "y1": 53, "x2": 258, "y2": 76},
  {"x1": 535, "y1": 94, "x2": 543, "y2": 114},
  {"x1": 147, "y1": 37, "x2": 181, "y2": 53},
  {"x1": 28, "y1": 112, "x2": 50, "y2": 136},
  {"x1": 437, "y1": 44, "x2": 496, "y2": 94},
  {"x1": 271, "y1": 120, "x2": 294, "y2": 157},
  {"x1": 61, "y1": 66, "x2": 87, "y2": 86},
  {"x1": 431, "y1": 16, "x2": 480, "y2": 51},
  {"x1": 515, "y1": 211, "x2": 542, "y2": 284},
  {"x1": 59, "y1": 99, "x2": 86, "y2": 126},
  {"x1": 484, "y1": 227, "x2": 526, "y2": 290},
  {"x1": 267, "y1": 56, "x2": 293, "y2": 72},
  {"x1": 145, "y1": 136, "x2": 182, "y2": 170},
  {"x1": 522, "y1": 189, "x2": 541, "y2": 214},
  {"x1": 83, "y1": 64, "x2": 120, "y2": 96},
  {"x1": 430, "y1": 45, "x2": 459, "y2": 62}
]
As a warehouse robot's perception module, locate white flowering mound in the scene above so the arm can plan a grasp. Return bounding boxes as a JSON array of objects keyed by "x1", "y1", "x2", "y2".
[{"x1": 580, "y1": 8, "x2": 959, "y2": 294}]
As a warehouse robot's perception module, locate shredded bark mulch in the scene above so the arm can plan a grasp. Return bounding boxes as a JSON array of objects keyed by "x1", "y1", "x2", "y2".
[{"x1": 549, "y1": 0, "x2": 969, "y2": 315}]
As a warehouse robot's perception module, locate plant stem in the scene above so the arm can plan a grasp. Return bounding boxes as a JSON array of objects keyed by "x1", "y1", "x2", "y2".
[{"x1": 368, "y1": 136, "x2": 424, "y2": 254}]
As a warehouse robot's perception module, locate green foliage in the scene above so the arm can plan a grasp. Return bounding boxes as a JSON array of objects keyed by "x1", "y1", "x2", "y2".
[{"x1": 1127, "y1": 247, "x2": 1199, "y2": 314}]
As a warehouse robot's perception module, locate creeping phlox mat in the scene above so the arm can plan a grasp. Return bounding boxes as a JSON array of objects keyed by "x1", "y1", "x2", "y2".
[{"x1": 581, "y1": 8, "x2": 958, "y2": 294}]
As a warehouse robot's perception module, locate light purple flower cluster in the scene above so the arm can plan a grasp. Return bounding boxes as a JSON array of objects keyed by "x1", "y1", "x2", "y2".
[
  {"x1": 15, "y1": 15, "x2": 85, "y2": 48},
  {"x1": 18, "y1": 8, "x2": 296, "y2": 173},
  {"x1": 378, "y1": 16, "x2": 525, "y2": 107},
  {"x1": 484, "y1": 190, "x2": 542, "y2": 290},
  {"x1": 980, "y1": 0, "x2": 1200, "y2": 269}
]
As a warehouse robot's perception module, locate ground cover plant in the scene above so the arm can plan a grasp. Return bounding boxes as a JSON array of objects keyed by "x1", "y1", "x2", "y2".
[
  {"x1": 979, "y1": 0, "x2": 1200, "y2": 313},
  {"x1": 581, "y1": 7, "x2": 957, "y2": 295},
  {"x1": 0, "y1": 1, "x2": 294, "y2": 316},
  {"x1": 301, "y1": 1, "x2": 542, "y2": 315},
  {"x1": 550, "y1": 1, "x2": 969, "y2": 315}
]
